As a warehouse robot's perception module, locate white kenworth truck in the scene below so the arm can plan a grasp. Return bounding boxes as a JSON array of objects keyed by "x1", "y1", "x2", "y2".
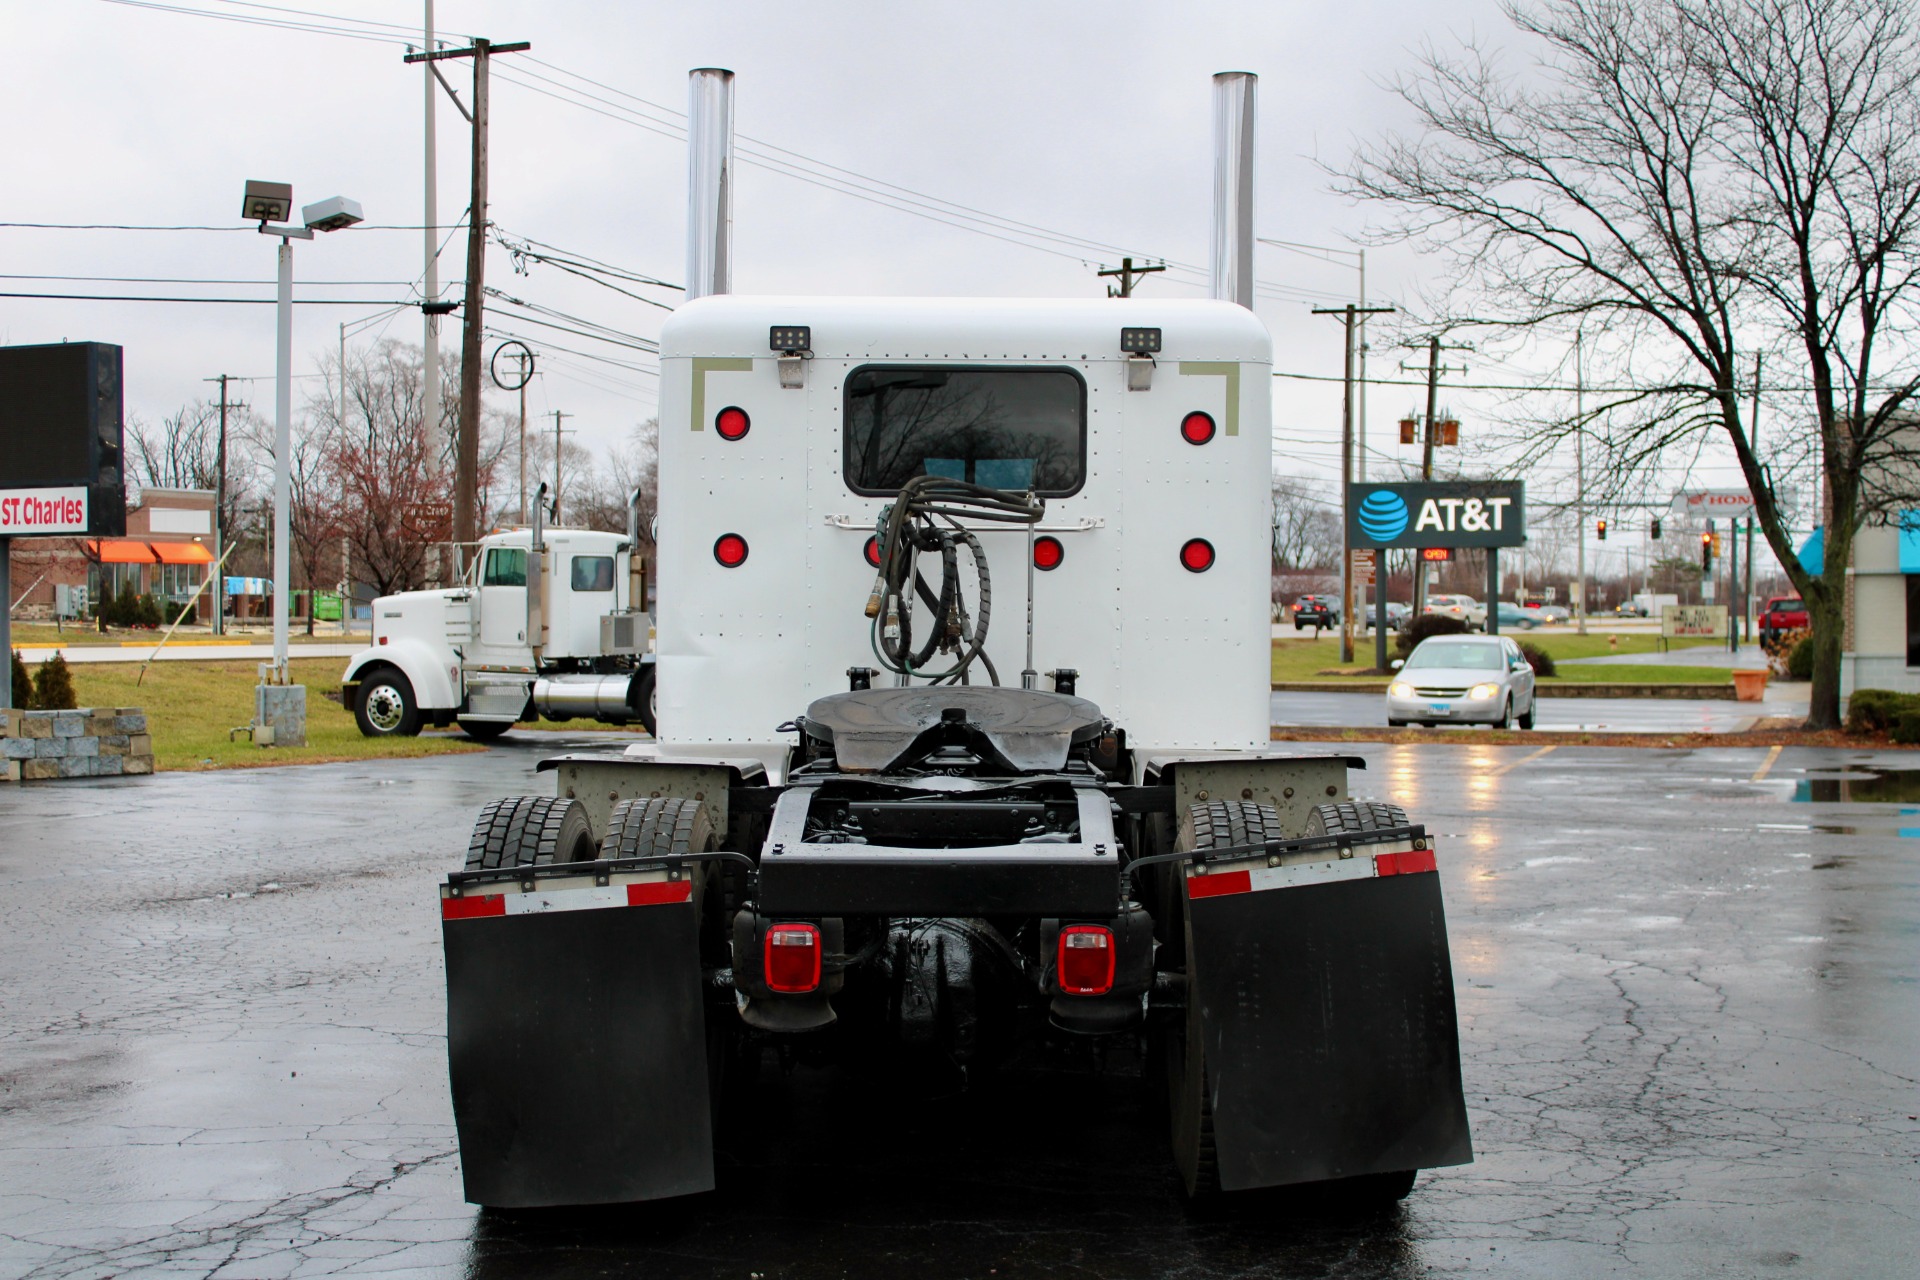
[
  {"x1": 438, "y1": 296, "x2": 1472, "y2": 1209},
  {"x1": 339, "y1": 506, "x2": 657, "y2": 739}
]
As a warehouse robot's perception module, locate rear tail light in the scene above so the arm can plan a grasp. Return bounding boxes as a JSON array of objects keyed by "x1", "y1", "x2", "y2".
[
  {"x1": 1179, "y1": 538, "x2": 1215, "y2": 573},
  {"x1": 1033, "y1": 535, "x2": 1064, "y2": 571},
  {"x1": 1056, "y1": 925, "x2": 1115, "y2": 995},
  {"x1": 764, "y1": 923, "x2": 821, "y2": 993},
  {"x1": 715, "y1": 406, "x2": 751, "y2": 440},
  {"x1": 864, "y1": 535, "x2": 881, "y2": 567},
  {"x1": 714, "y1": 533, "x2": 749, "y2": 568},
  {"x1": 1180, "y1": 411, "x2": 1216, "y2": 445}
]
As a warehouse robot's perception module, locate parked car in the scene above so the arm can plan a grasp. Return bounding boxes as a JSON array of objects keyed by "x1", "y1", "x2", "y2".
[
  {"x1": 1492, "y1": 602, "x2": 1541, "y2": 630},
  {"x1": 1423, "y1": 594, "x2": 1486, "y2": 631},
  {"x1": 1292, "y1": 594, "x2": 1339, "y2": 631},
  {"x1": 1360, "y1": 600, "x2": 1412, "y2": 631},
  {"x1": 1758, "y1": 595, "x2": 1808, "y2": 646},
  {"x1": 1387, "y1": 634, "x2": 1538, "y2": 728}
]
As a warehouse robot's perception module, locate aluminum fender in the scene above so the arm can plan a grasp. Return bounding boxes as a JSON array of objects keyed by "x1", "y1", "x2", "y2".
[
  {"x1": 341, "y1": 640, "x2": 460, "y2": 710},
  {"x1": 1185, "y1": 854, "x2": 1472, "y2": 1190}
]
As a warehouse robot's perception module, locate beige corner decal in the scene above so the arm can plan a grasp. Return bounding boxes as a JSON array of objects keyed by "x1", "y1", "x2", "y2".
[
  {"x1": 690, "y1": 357, "x2": 755, "y2": 431},
  {"x1": 1177, "y1": 362, "x2": 1240, "y2": 436}
]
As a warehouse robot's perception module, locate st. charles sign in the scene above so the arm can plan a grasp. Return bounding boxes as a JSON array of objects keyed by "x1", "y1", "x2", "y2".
[{"x1": 1345, "y1": 480, "x2": 1527, "y2": 550}]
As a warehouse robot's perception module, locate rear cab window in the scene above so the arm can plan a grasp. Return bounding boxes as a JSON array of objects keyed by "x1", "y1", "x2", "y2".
[
  {"x1": 843, "y1": 365, "x2": 1087, "y2": 495},
  {"x1": 571, "y1": 555, "x2": 615, "y2": 592}
]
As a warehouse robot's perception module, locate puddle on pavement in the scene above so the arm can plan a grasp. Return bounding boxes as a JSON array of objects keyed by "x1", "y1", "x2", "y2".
[{"x1": 1791, "y1": 766, "x2": 1920, "y2": 805}]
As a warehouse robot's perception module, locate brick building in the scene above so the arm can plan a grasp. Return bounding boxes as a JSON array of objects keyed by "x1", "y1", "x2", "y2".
[{"x1": 7, "y1": 488, "x2": 217, "y2": 622}]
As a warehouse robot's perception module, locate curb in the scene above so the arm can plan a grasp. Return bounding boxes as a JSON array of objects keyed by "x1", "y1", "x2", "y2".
[{"x1": 1271, "y1": 680, "x2": 1742, "y2": 700}]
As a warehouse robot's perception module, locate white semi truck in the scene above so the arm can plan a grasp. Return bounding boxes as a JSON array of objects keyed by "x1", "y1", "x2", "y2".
[
  {"x1": 339, "y1": 501, "x2": 656, "y2": 739},
  {"x1": 431, "y1": 69, "x2": 1469, "y2": 1212}
]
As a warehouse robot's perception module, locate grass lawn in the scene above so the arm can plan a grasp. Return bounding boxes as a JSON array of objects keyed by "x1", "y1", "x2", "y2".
[
  {"x1": 61, "y1": 656, "x2": 483, "y2": 772},
  {"x1": 9, "y1": 622, "x2": 365, "y2": 647},
  {"x1": 1271, "y1": 632, "x2": 1728, "y2": 682}
]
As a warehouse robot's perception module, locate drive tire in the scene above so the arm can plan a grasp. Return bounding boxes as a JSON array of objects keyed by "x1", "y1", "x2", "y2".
[
  {"x1": 1304, "y1": 799, "x2": 1410, "y2": 838},
  {"x1": 1496, "y1": 697, "x2": 1513, "y2": 730},
  {"x1": 457, "y1": 719, "x2": 511, "y2": 741},
  {"x1": 1163, "y1": 800, "x2": 1284, "y2": 1200},
  {"x1": 601, "y1": 795, "x2": 712, "y2": 862},
  {"x1": 354, "y1": 667, "x2": 420, "y2": 738},
  {"x1": 464, "y1": 795, "x2": 597, "y2": 871},
  {"x1": 1517, "y1": 700, "x2": 1535, "y2": 730},
  {"x1": 1387, "y1": 719, "x2": 1406, "y2": 728}
]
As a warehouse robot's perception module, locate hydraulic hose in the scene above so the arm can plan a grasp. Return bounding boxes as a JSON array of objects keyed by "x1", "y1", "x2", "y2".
[{"x1": 865, "y1": 476, "x2": 1041, "y2": 684}]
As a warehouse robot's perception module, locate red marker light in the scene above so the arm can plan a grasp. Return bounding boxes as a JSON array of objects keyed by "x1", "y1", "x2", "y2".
[
  {"x1": 714, "y1": 533, "x2": 749, "y2": 568},
  {"x1": 1179, "y1": 538, "x2": 1215, "y2": 573},
  {"x1": 1033, "y1": 535, "x2": 1064, "y2": 571},
  {"x1": 1180, "y1": 411, "x2": 1216, "y2": 446},
  {"x1": 715, "y1": 406, "x2": 750, "y2": 441},
  {"x1": 864, "y1": 535, "x2": 881, "y2": 567},
  {"x1": 764, "y1": 923, "x2": 821, "y2": 993},
  {"x1": 1056, "y1": 925, "x2": 1115, "y2": 996}
]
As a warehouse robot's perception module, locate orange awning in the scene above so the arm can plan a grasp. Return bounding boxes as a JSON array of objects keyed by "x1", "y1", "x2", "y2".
[{"x1": 87, "y1": 538, "x2": 214, "y2": 566}]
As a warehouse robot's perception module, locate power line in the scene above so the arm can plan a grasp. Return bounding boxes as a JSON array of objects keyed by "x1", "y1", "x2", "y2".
[
  {"x1": 0, "y1": 272, "x2": 418, "y2": 286},
  {"x1": 0, "y1": 291, "x2": 421, "y2": 305},
  {"x1": 0, "y1": 221, "x2": 458, "y2": 232}
]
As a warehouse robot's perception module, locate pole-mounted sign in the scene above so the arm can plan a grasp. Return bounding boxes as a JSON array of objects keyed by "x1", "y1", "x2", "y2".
[
  {"x1": 1346, "y1": 480, "x2": 1526, "y2": 550},
  {"x1": 1345, "y1": 479, "x2": 1526, "y2": 667}
]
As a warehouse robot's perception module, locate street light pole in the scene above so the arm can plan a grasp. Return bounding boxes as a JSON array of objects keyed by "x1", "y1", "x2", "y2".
[{"x1": 272, "y1": 235, "x2": 295, "y2": 682}]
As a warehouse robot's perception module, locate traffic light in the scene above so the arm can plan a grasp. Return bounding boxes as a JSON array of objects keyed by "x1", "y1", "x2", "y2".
[
  {"x1": 1596, "y1": 517, "x2": 1608, "y2": 541},
  {"x1": 1650, "y1": 516, "x2": 1662, "y2": 539},
  {"x1": 1700, "y1": 529, "x2": 1714, "y2": 569}
]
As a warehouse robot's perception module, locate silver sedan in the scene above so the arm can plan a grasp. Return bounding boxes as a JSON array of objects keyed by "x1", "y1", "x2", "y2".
[{"x1": 1387, "y1": 634, "x2": 1538, "y2": 728}]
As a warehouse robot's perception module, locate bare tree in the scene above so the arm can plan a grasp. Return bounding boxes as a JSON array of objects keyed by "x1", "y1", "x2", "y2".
[
  {"x1": 129, "y1": 401, "x2": 257, "y2": 544},
  {"x1": 1271, "y1": 476, "x2": 1343, "y2": 571},
  {"x1": 1347, "y1": 0, "x2": 1920, "y2": 727}
]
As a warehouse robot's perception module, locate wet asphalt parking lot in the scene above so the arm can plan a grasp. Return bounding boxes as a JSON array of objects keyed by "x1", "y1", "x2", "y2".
[{"x1": 1, "y1": 731, "x2": 1915, "y2": 1279}]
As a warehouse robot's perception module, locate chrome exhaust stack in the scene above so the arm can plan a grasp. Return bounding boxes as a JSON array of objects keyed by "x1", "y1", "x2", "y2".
[
  {"x1": 685, "y1": 68, "x2": 735, "y2": 301},
  {"x1": 1210, "y1": 72, "x2": 1257, "y2": 309}
]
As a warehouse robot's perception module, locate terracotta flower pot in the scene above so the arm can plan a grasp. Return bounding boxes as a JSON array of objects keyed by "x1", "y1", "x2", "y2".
[{"x1": 1732, "y1": 669, "x2": 1768, "y2": 702}]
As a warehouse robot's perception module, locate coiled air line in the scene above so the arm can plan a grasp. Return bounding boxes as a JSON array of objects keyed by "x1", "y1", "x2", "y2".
[{"x1": 863, "y1": 476, "x2": 1044, "y2": 685}]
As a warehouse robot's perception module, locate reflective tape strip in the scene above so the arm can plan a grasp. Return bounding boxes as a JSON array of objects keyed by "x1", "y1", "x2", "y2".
[
  {"x1": 440, "y1": 879, "x2": 691, "y2": 920},
  {"x1": 1186, "y1": 845, "x2": 1435, "y2": 899}
]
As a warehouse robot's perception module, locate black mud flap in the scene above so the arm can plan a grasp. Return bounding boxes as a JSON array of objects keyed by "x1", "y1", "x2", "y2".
[
  {"x1": 441, "y1": 875, "x2": 713, "y2": 1207},
  {"x1": 1185, "y1": 850, "x2": 1472, "y2": 1189}
]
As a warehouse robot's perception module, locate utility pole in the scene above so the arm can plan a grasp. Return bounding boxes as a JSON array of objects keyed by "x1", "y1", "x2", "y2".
[
  {"x1": 1399, "y1": 334, "x2": 1469, "y2": 617},
  {"x1": 1746, "y1": 352, "x2": 1761, "y2": 646},
  {"x1": 516, "y1": 347, "x2": 532, "y2": 523},
  {"x1": 203, "y1": 373, "x2": 242, "y2": 637},
  {"x1": 1098, "y1": 257, "x2": 1166, "y2": 297},
  {"x1": 1315, "y1": 304, "x2": 1396, "y2": 666},
  {"x1": 550, "y1": 410, "x2": 570, "y2": 524},
  {"x1": 1575, "y1": 334, "x2": 1588, "y2": 636},
  {"x1": 404, "y1": 34, "x2": 530, "y2": 563}
]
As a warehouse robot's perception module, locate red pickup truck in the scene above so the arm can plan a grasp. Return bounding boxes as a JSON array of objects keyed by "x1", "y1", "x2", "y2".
[{"x1": 1759, "y1": 596, "x2": 1808, "y2": 645}]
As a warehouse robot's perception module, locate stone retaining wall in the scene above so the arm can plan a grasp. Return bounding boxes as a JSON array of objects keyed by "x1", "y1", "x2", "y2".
[{"x1": 1, "y1": 708, "x2": 153, "y2": 781}]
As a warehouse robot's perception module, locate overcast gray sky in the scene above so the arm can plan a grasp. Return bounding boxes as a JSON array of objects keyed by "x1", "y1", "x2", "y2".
[{"x1": 4, "y1": 0, "x2": 1772, "y2": 574}]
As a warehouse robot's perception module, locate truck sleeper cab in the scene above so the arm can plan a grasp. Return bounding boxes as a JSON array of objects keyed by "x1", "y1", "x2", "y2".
[{"x1": 439, "y1": 296, "x2": 1472, "y2": 1210}]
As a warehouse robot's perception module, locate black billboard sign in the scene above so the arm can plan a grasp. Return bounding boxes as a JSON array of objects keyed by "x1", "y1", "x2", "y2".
[
  {"x1": 0, "y1": 342, "x2": 126, "y2": 537},
  {"x1": 1345, "y1": 480, "x2": 1525, "y2": 550}
]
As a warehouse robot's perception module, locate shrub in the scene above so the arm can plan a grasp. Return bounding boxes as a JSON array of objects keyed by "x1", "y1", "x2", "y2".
[
  {"x1": 11, "y1": 650, "x2": 30, "y2": 708},
  {"x1": 1893, "y1": 711, "x2": 1920, "y2": 746},
  {"x1": 1787, "y1": 635, "x2": 1814, "y2": 681},
  {"x1": 1845, "y1": 688, "x2": 1920, "y2": 735},
  {"x1": 1764, "y1": 626, "x2": 1810, "y2": 678},
  {"x1": 1396, "y1": 613, "x2": 1469, "y2": 659},
  {"x1": 1519, "y1": 641, "x2": 1557, "y2": 677},
  {"x1": 135, "y1": 594, "x2": 163, "y2": 629},
  {"x1": 30, "y1": 653, "x2": 77, "y2": 711}
]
